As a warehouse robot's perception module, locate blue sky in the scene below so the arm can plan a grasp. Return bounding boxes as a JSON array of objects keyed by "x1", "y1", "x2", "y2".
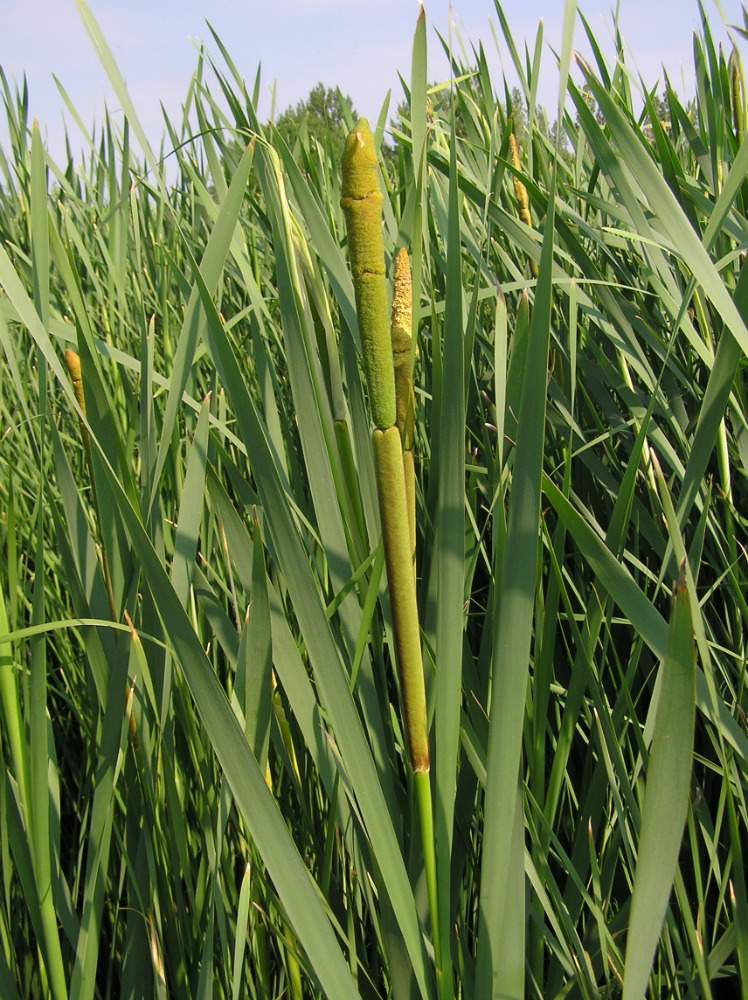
[{"x1": 0, "y1": 0, "x2": 745, "y2": 166}]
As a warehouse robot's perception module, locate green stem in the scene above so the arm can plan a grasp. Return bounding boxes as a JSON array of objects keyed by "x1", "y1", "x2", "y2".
[{"x1": 415, "y1": 769, "x2": 445, "y2": 996}]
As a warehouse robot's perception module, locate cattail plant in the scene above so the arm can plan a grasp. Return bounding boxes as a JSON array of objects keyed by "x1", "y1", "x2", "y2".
[
  {"x1": 341, "y1": 119, "x2": 444, "y2": 993},
  {"x1": 3, "y1": 4, "x2": 747, "y2": 998},
  {"x1": 340, "y1": 120, "x2": 428, "y2": 773}
]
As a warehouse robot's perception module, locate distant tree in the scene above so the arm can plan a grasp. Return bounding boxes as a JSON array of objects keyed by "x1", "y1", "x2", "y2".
[
  {"x1": 533, "y1": 104, "x2": 569, "y2": 154},
  {"x1": 641, "y1": 89, "x2": 675, "y2": 143},
  {"x1": 548, "y1": 116, "x2": 570, "y2": 152},
  {"x1": 509, "y1": 88, "x2": 568, "y2": 153},
  {"x1": 390, "y1": 82, "x2": 468, "y2": 140},
  {"x1": 383, "y1": 83, "x2": 469, "y2": 174},
  {"x1": 576, "y1": 86, "x2": 606, "y2": 127},
  {"x1": 684, "y1": 97, "x2": 700, "y2": 130},
  {"x1": 275, "y1": 83, "x2": 356, "y2": 163},
  {"x1": 647, "y1": 90, "x2": 672, "y2": 133},
  {"x1": 509, "y1": 87, "x2": 528, "y2": 144}
]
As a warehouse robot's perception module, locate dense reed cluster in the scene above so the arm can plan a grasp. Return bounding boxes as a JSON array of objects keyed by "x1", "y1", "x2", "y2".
[{"x1": 1, "y1": 1, "x2": 747, "y2": 998}]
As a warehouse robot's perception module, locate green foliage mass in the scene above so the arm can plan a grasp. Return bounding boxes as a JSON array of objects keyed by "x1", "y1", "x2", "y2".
[
  {"x1": 0, "y1": 2, "x2": 747, "y2": 999},
  {"x1": 275, "y1": 81, "x2": 357, "y2": 162}
]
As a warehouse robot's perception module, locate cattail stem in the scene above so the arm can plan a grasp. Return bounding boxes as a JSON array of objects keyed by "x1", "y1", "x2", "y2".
[
  {"x1": 415, "y1": 769, "x2": 443, "y2": 980},
  {"x1": 374, "y1": 427, "x2": 442, "y2": 990}
]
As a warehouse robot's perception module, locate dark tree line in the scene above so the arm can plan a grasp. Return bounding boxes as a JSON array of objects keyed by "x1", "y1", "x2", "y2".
[
  {"x1": 274, "y1": 82, "x2": 356, "y2": 163},
  {"x1": 274, "y1": 79, "x2": 697, "y2": 166}
]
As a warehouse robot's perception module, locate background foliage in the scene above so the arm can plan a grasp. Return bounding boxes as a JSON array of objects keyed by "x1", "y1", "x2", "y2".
[
  {"x1": 1, "y1": 1, "x2": 748, "y2": 998},
  {"x1": 275, "y1": 82, "x2": 357, "y2": 165}
]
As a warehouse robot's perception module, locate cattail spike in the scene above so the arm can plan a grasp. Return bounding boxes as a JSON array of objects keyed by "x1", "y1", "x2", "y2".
[
  {"x1": 341, "y1": 120, "x2": 396, "y2": 430},
  {"x1": 65, "y1": 349, "x2": 86, "y2": 416},
  {"x1": 508, "y1": 133, "x2": 538, "y2": 278}
]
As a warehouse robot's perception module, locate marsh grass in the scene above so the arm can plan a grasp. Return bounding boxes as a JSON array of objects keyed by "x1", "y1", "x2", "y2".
[{"x1": 1, "y1": 1, "x2": 747, "y2": 998}]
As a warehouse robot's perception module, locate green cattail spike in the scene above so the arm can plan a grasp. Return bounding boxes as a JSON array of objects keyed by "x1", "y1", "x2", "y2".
[
  {"x1": 342, "y1": 125, "x2": 428, "y2": 772},
  {"x1": 340, "y1": 119, "x2": 396, "y2": 430},
  {"x1": 372, "y1": 426, "x2": 429, "y2": 772},
  {"x1": 508, "y1": 132, "x2": 539, "y2": 279}
]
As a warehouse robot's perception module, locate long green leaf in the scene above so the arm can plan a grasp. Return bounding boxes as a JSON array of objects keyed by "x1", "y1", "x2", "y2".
[
  {"x1": 434, "y1": 89, "x2": 466, "y2": 984},
  {"x1": 475, "y1": 183, "x2": 556, "y2": 1000},
  {"x1": 622, "y1": 564, "x2": 696, "y2": 1000}
]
